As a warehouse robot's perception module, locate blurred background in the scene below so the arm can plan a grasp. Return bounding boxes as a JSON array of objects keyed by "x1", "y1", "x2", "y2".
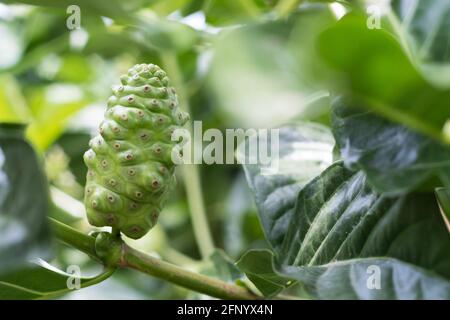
[{"x1": 0, "y1": 0, "x2": 338, "y2": 298}]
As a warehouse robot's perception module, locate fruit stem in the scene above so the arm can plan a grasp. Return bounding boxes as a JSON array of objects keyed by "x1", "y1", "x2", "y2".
[
  {"x1": 161, "y1": 53, "x2": 215, "y2": 259},
  {"x1": 49, "y1": 218, "x2": 259, "y2": 300}
]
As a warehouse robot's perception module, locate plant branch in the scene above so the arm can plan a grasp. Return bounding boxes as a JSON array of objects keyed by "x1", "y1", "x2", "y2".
[
  {"x1": 49, "y1": 218, "x2": 258, "y2": 300},
  {"x1": 122, "y1": 245, "x2": 258, "y2": 300},
  {"x1": 161, "y1": 52, "x2": 215, "y2": 259},
  {"x1": 50, "y1": 217, "x2": 98, "y2": 261}
]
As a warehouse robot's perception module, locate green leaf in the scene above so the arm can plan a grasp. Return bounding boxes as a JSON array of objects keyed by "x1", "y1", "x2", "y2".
[
  {"x1": 276, "y1": 162, "x2": 450, "y2": 298},
  {"x1": 0, "y1": 75, "x2": 31, "y2": 124},
  {"x1": 2, "y1": 0, "x2": 133, "y2": 21},
  {"x1": 239, "y1": 123, "x2": 335, "y2": 252},
  {"x1": 317, "y1": 13, "x2": 450, "y2": 143},
  {"x1": 331, "y1": 96, "x2": 450, "y2": 194},
  {"x1": 24, "y1": 87, "x2": 89, "y2": 152},
  {"x1": 203, "y1": 0, "x2": 276, "y2": 26},
  {"x1": 281, "y1": 258, "x2": 450, "y2": 300},
  {"x1": 0, "y1": 259, "x2": 115, "y2": 299},
  {"x1": 236, "y1": 249, "x2": 291, "y2": 297},
  {"x1": 0, "y1": 124, "x2": 52, "y2": 276},
  {"x1": 127, "y1": 15, "x2": 200, "y2": 53},
  {"x1": 390, "y1": 0, "x2": 450, "y2": 88}
]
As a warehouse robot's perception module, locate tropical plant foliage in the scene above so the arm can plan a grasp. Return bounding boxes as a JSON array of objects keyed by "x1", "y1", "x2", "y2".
[{"x1": 0, "y1": 0, "x2": 449, "y2": 300}]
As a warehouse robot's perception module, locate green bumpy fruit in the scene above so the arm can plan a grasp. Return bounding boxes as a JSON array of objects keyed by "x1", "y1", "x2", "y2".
[{"x1": 84, "y1": 63, "x2": 189, "y2": 239}]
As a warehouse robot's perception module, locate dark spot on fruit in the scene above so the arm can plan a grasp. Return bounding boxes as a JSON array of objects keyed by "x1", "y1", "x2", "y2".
[
  {"x1": 106, "y1": 214, "x2": 116, "y2": 224},
  {"x1": 139, "y1": 133, "x2": 148, "y2": 140},
  {"x1": 135, "y1": 191, "x2": 143, "y2": 198},
  {"x1": 128, "y1": 96, "x2": 134, "y2": 103},
  {"x1": 130, "y1": 225, "x2": 142, "y2": 234},
  {"x1": 107, "y1": 194, "x2": 115, "y2": 203},
  {"x1": 114, "y1": 143, "x2": 121, "y2": 149},
  {"x1": 152, "y1": 180, "x2": 160, "y2": 188},
  {"x1": 130, "y1": 202, "x2": 138, "y2": 209},
  {"x1": 151, "y1": 210, "x2": 159, "y2": 223},
  {"x1": 128, "y1": 169, "x2": 136, "y2": 176},
  {"x1": 101, "y1": 160, "x2": 108, "y2": 167},
  {"x1": 125, "y1": 153, "x2": 133, "y2": 160}
]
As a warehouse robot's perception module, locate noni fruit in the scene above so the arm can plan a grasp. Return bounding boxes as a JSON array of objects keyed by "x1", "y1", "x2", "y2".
[{"x1": 84, "y1": 63, "x2": 189, "y2": 239}]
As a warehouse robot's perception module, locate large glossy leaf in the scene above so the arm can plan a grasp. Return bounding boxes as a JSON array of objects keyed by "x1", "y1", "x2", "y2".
[
  {"x1": 239, "y1": 123, "x2": 334, "y2": 252},
  {"x1": 276, "y1": 162, "x2": 450, "y2": 298},
  {"x1": 0, "y1": 124, "x2": 52, "y2": 276},
  {"x1": 281, "y1": 258, "x2": 450, "y2": 300},
  {"x1": 0, "y1": 259, "x2": 115, "y2": 299},
  {"x1": 331, "y1": 96, "x2": 450, "y2": 194},
  {"x1": 390, "y1": 0, "x2": 450, "y2": 88},
  {"x1": 317, "y1": 13, "x2": 450, "y2": 144}
]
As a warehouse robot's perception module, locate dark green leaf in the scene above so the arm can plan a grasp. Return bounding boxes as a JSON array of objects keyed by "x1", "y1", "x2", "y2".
[
  {"x1": 276, "y1": 162, "x2": 450, "y2": 298},
  {"x1": 331, "y1": 96, "x2": 450, "y2": 194},
  {"x1": 0, "y1": 124, "x2": 52, "y2": 276},
  {"x1": 239, "y1": 123, "x2": 335, "y2": 252},
  {"x1": 281, "y1": 258, "x2": 450, "y2": 300},
  {"x1": 0, "y1": 259, "x2": 115, "y2": 299},
  {"x1": 236, "y1": 249, "x2": 291, "y2": 297}
]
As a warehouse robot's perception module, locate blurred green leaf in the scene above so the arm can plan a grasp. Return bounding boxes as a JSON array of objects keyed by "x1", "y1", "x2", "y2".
[
  {"x1": 317, "y1": 13, "x2": 450, "y2": 143},
  {"x1": 209, "y1": 5, "x2": 335, "y2": 127},
  {"x1": 0, "y1": 260, "x2": 115, "y2": 299},
  {"x1": 25, "y1": 86, "x2": 89, "y2": 152},
  {"x1": 56, "y1": 54, "x2": 93, "y2": 83},
  {"x1": 204, "y1": 0, "x2": 277, "y2": 26},
  {"x1": 0, "y1": 124, "x2": 52, "y2": 276},
  {"x1": 332, "y1": 96, "x2": 450, "y2": 194},
  {"x1": 127, "y1": 14, "x2": 200, "y2": 53},
  {"x1": 390, "y1": 0, "x2": 450, "y2": 88},
  {"x1": 0, "y1": 75, "x2": 31, "y2": 123},
  {"x1": 2, "y1": 0, "x2": 133, "y2": 21}
]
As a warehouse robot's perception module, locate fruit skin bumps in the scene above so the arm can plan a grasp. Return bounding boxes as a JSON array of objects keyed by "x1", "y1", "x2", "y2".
[{"x1": 84, "y1": 63, "x2": 189, "y2": 239}]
